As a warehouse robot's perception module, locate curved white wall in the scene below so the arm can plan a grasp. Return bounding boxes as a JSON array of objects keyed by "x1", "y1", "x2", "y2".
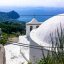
[{"x1": 30, "y1": 14, "x2": 64, "y2": 50}]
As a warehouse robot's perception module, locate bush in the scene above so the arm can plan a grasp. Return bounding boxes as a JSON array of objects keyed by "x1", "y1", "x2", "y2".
[
  {"x1": 28, "y1": 62, "x2": 32, "y2": 64},
  {"x1": 0, "y1": 33, "x2": 8, "y2": 45},
  {"x1": 0, "y1": 39, "x2": 7, "y2": 45}
]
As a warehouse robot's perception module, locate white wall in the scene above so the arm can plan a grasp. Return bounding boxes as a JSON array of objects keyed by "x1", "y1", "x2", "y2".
[
  {"x1": 18, "y1": 36, "x2": 52, "y2": 64},
  {"x1": 18, "y1": 36, "x2": 30, "y2": 64},
  {"x1": 28, "y1": 37, "x2": 50, "y2": 64},
  {"x1": 26, "y1": 25, "x2": 39, "y2": 36}
]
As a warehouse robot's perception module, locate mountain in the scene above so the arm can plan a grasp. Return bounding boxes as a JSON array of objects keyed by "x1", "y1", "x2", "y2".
[
  {"x1": 7, "y1": 10, "x2": 20, "y2": 19},
  {"x1": 0, "y1": 10, "x2": 20, "y2": 21}
]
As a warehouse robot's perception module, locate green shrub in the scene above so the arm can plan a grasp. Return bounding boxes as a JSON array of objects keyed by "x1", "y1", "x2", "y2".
[
  {"x1": 0, "y1": 39, "x2": 7, "y2": 45},
  {"x1": 28, "y1": 62, "x2": 32, "y2": 64},
  {"x1": 0, "y1": 33, "x2": 8, "y2": 45}
]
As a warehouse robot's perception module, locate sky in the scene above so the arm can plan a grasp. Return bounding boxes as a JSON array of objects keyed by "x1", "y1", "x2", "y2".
[{"x1": 0, "y1": 0, "x2": 64, "y2": 7}]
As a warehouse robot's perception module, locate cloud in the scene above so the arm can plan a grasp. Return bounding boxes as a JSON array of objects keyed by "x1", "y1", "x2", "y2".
[{"x1": 0, "y1": 0, "x2": 64, "y2": 7}]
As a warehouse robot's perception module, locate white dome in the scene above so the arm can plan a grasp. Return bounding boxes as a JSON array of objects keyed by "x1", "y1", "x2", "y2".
[{"x1": 30, "y1": 14, "x2": 64, "y2": 50}]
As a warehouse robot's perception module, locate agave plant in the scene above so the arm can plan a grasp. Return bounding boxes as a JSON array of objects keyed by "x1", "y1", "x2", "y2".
[{"x1": 37, "y1": 23, "x2": 64, "y2": 64}]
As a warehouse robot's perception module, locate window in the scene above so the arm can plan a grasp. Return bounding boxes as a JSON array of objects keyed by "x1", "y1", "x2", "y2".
[
  {"x1": 30, "y1": 26, "x2": 33, "y2": 31},
  {"x1": 36, "y1": 26, "x2": 39, "y2": 28}
]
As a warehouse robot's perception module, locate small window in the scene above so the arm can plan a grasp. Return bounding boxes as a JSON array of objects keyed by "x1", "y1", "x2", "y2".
[
  {"x1": 30, "y1": 26, "x2": 33, "y2": 31},
  {"x1": 36, "y1": 26, "x2": 39, "y2": 28}
]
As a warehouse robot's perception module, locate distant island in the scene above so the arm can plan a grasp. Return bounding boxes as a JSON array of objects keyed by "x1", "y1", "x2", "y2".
[{"x1": 0, "y1": 10, "x2": 20, "y2": 21}]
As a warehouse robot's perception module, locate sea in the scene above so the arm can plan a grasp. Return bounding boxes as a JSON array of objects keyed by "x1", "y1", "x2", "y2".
[{"x1": 0, "y1": 7, "x2": 64, "y2": 22}]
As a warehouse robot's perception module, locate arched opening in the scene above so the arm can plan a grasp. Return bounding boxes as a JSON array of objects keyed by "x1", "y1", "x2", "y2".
[
  {"x1": 36, "y1": 26, "x2": 39, "y2": 28},
  {"x1": 30, "y1": 26, "x2": 33, "y2": 31}
]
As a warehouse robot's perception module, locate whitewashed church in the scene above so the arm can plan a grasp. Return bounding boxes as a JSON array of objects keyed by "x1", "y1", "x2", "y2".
[
  {"x1": 4, "y1": 14, "x2": 64, "y2": 64},
  {"x1": 18, "y1": 18, "x2": 43, "y2": 64}
]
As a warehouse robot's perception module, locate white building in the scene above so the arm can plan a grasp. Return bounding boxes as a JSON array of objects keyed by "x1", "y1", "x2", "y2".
[
  {"x1": 4, "y1": 14, "x2": 64, "y2": 64},
  {"x1": 26, "y1": 18, "x2": 42, "y2": 36},
  {"x1": 18, "y1": 18, "x2": 43, "y2": 64}
]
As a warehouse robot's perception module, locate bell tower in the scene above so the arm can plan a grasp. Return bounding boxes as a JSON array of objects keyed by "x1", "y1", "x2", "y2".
[{"x1": 26, "y1": 18, "x2": 42, "y2": 36}]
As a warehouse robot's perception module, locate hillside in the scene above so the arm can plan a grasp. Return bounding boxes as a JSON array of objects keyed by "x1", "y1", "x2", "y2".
[{"x1": 0, "y1": 10, "x2": 20, "y2": 21}]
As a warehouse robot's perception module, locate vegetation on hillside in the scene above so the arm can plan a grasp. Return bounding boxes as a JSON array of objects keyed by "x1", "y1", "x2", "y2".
[
  {"x1": 0, "y1": 10, "x2": 20, "y2": 21},
  {"x1": 0, "y1": 33, "x2": 8, "y2": 45},
  {"x1": 0, "y1": 21, "x2": 26, "y2": 45},
  {"x1": 0, "y1": 21, "x2": 26, "y2": 34}
]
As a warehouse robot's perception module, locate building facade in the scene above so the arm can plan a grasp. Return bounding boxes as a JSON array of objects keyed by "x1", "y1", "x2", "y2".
[{"x1": 26, "y1": 18, "x2": 42, "y2": 36}]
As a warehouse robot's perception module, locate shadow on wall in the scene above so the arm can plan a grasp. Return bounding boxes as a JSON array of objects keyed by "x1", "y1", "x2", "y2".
[{"x1": 27, "y1": 36, "x2": 51, "y2": 64}]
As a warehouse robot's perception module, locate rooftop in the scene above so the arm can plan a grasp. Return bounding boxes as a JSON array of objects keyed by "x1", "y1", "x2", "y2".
[{"x1": 26, "y1": 18, "x2": 42, "y2": 25}]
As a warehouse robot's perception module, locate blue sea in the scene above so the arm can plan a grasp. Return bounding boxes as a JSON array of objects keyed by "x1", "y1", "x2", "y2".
[{"x1": 0, "y1": 7, "x2": 64, "y2": 22}]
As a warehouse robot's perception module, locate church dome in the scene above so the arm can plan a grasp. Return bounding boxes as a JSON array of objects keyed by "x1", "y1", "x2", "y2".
[{"x1": 30, "y1": 14, "x2": 64, "y2": 50}]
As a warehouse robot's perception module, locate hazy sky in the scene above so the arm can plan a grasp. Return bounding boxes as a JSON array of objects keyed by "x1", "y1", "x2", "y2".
[{"x1": 0, "y1": 0, "x2": 64, "y2": 7}]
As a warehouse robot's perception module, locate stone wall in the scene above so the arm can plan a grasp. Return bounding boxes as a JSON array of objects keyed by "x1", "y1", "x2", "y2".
[{"x1": 0, "y1": 44, "x2": 6, "y2": 64}]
